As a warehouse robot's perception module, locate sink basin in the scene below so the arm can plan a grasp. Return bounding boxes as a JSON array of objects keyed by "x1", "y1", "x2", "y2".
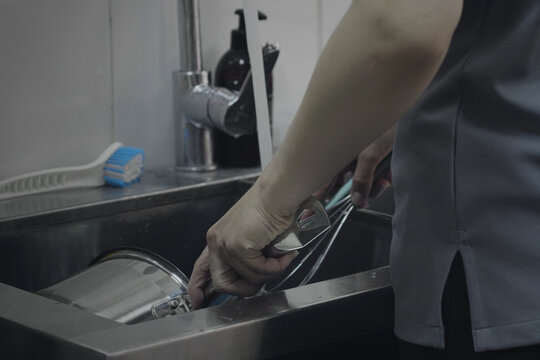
[
  {"x1": 0, "y1": 170, "x2": 256, "y2": 292},
  {"x1": 0, "y1": 169, "x2": 396, "y2": 359}
]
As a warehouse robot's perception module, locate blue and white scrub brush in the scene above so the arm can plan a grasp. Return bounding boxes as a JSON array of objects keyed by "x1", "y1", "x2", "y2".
[{"x1": 0, "y1": 142, "x2": 144, "y2": 200}]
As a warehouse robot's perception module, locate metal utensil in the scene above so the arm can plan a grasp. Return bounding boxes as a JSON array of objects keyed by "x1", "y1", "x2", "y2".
[
  {"x1": 263, "y1": 196, "x2": 331, "y2": 256},
  {"x1": 202, "y1": 196, "x2": 330, "y2": 307},
  {"x1": 37, "y1": 247, "x2": 192, "y2": 324}
]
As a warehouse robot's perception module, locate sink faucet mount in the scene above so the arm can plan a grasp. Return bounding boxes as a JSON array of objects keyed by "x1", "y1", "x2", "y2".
[{"x1": 174, "y1": 0, "x2": 279, "y2": 171}]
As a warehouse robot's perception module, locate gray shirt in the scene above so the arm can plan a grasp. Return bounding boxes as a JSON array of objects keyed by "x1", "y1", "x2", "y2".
[{"x1": 392, "y1": 0, "x2": 540, "y2": 351}]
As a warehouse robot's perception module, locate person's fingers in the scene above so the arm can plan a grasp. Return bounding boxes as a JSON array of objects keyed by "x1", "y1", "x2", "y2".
[
  {"x1": 370, "y1": 166, "x2": 392, "y2": 197},
  {"x1": 188, "y1": 247, "x2": 211, "y2": 310},
  {"x1": 218, "y1": 279, "x2": 260, "y2": 297},
  {"x1": 201, "y1": 183, "x2": 301, "y2": 297},
  {"x1": 351, "y1": 154, "x2": 378, "y2": 207},
  {"x1": 313, "y1": 176, "x2": 337, "y2": 201},
  {"x1": 208, "y1": 248, "x2": 298, "y2": 297},
  {"x1": 351, "y1": 124, "x2": 395, "y2": 207},
  {"x1": 210, "y1": 263, "x2": 261, "y2": 297},
  {"x1": 224, "y1": 249, "x2": 298, "y2": 286},
  {"x1": 370, "y1": 178, "x2": 391, "y2": 198},
  {"x1": 209, "y1": 254, "x2": 266, "y2": 297}
]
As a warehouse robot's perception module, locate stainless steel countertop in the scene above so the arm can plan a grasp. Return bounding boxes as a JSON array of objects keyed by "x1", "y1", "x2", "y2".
[
  {"x1": 0, "y1": 266, "x2": 393, "y2": 360},
  {"x1": 0, "y1": 166, "x2": 395, "y2": 359},
  {"x1": 0, "y1": 167, "x2": 260, "y2": 231}
]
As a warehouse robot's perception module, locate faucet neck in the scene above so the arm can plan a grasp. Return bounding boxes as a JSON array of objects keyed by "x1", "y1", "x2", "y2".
[{"x1": 177, "y1": 0, "x2": 203, "y2": 72}]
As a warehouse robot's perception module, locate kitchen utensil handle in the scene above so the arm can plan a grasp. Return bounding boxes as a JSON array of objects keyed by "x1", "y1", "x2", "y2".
[{"x1": 201, "y1": 196, "x2": 328, "y2": 307}]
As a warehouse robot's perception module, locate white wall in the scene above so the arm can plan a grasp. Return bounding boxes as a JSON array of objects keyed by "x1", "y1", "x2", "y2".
[
  {"x1": 321, "y1": 0, "x2": 351, "y2": 46},
  {"x1": 110, "y1": 0, "x2": 179, "y2": 169},
  {"x1": 0, "y1": 0, "x2": 113, "y2": 180},
  {"x1": 0, "y1": 0, "x2": 351, "y2": 181}
]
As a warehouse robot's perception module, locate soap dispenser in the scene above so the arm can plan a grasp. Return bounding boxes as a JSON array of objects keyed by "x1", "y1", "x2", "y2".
[{"x1": 214, "y1": 9, "x2": 274, "y2": 168}]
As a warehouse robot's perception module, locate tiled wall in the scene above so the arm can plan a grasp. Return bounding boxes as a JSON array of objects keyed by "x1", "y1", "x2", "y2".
[
  {"x1": 110, "y1": 0, "x2": 179, "y2": 169},
  {"x1": 0, "y1": 0, "x2": 113, "y2": 180},
  {"x1": 0, "y1": 0, "x2": 350, "y2": 180}
]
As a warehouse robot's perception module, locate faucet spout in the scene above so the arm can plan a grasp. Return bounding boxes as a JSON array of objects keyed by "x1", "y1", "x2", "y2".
[{"x1": 177, "y1": 0, "x2": 203, "y2": 72}]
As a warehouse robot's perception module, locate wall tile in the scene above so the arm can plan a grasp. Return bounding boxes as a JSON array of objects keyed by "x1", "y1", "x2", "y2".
[
  {"x1": 110, "y1": 0, "x2": 179, "y2": 169},
  {"x1": 0, "y1": 0, "x2": 113, "y2": 180}
]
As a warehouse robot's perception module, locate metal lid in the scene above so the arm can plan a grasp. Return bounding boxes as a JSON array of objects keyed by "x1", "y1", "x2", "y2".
[{"x1": 91, "y1": 247, "x2": 190, "y2": 290}]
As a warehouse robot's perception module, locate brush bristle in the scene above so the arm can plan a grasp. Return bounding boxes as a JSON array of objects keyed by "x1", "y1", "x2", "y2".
[{"x1": 103, "y1": 146, "x2": 145, "y2": 187}]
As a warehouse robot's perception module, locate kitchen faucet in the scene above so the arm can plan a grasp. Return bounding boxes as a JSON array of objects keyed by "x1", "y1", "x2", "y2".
[{"x1": 174, "y1": 0, "x2": 279, "y2": 171}]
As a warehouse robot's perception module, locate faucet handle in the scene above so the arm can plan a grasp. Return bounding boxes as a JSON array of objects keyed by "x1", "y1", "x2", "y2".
[{"x1": 211, "y1": 42, "x2": 280, "y2": 137}]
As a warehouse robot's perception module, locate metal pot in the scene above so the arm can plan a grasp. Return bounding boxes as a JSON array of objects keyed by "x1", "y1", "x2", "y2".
[{"x1": 37, "y1": 247, "x2": 191, "y2": 324}]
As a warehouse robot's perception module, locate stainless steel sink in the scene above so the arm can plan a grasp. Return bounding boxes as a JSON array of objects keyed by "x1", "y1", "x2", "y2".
[{"x1": 0, "y1": 169, "x2": 396, "y2": 359}]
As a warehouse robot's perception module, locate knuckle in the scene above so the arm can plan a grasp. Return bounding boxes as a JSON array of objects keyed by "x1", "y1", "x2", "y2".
[
  {"x1": 212, "y1": 280, "x2": 228, "y2": 294},
  {"x1": 239, "y1": 265, "x2": 267, "y2": 285},
  {"x1": 206, "y1": 226, "x2": 221, "y2": 248},
  {"x1": 223, "y1": 238, "x2": 242, "y2": 257},
  {"x1": 193, "y1": 255, "x2": 203, "y2": 267},
  {"x1": 212, "y1": 278, "x2": 225, "y2": 290},
  {"x1": 206, "y1": 227, "x2": 216, "y2": 243},
  {"x1": 267, "y1": 269, "x2": 284, "y2": 280}
]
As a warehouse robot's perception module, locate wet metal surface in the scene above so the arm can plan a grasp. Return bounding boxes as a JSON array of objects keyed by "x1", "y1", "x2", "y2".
[
  {"x1": 0, "y1": 168, "x2": 394, "y2": 359},
  {"x1": 1, "y1": 267, "x2": 392, "y2": 360},
  {"x1": 0, "y1": 167, "x2": 260, "y2": 231}
]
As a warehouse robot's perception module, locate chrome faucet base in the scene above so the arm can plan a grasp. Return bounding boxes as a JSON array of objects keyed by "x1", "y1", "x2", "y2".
[
  {"x1": 174, "y1": 70, "x2": 218, "y2": 172},
  {"x1": 174, "y1": 123, "x2": 217, "y2": 172}
]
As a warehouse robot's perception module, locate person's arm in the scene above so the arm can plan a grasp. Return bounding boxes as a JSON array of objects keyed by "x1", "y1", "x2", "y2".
[
  {"x1": 259, "y1": 0, "x2": 462, "y2": 214},
  {"x1": 189, "y1": 0, "x2": 462, "y2": 308}
]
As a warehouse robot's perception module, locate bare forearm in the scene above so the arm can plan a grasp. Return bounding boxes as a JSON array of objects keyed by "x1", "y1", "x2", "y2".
[{"x1": 258, "y1": 0, "x2": 462, "y2": 214}]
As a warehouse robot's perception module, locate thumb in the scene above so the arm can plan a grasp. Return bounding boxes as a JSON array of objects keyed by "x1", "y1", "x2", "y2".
[{"x1": 188, "y1": 247, "x2": 211, "y2": 310}]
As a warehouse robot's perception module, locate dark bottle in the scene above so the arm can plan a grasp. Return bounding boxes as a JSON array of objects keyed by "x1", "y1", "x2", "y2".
[{"x1": 214, "y1": 9, "x2": 273, "y2": 168}]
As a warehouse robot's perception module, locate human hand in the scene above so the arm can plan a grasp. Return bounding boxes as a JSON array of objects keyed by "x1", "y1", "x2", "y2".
[
  {"x1": 187, "y1": 184, "x2": 297, "y2": 309},
  {"x1": 313, "y1": 126, "x2": 395, "y2": 208},
  {"x1": 187, "y1": 246, "x2": 210, "y2": 310},
  {"x1": 312, "y1": 165, "x2": 354, "y2": 203},
  {"x1": 350, "y1": 126, "x2": 394, "y2": 207}
]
